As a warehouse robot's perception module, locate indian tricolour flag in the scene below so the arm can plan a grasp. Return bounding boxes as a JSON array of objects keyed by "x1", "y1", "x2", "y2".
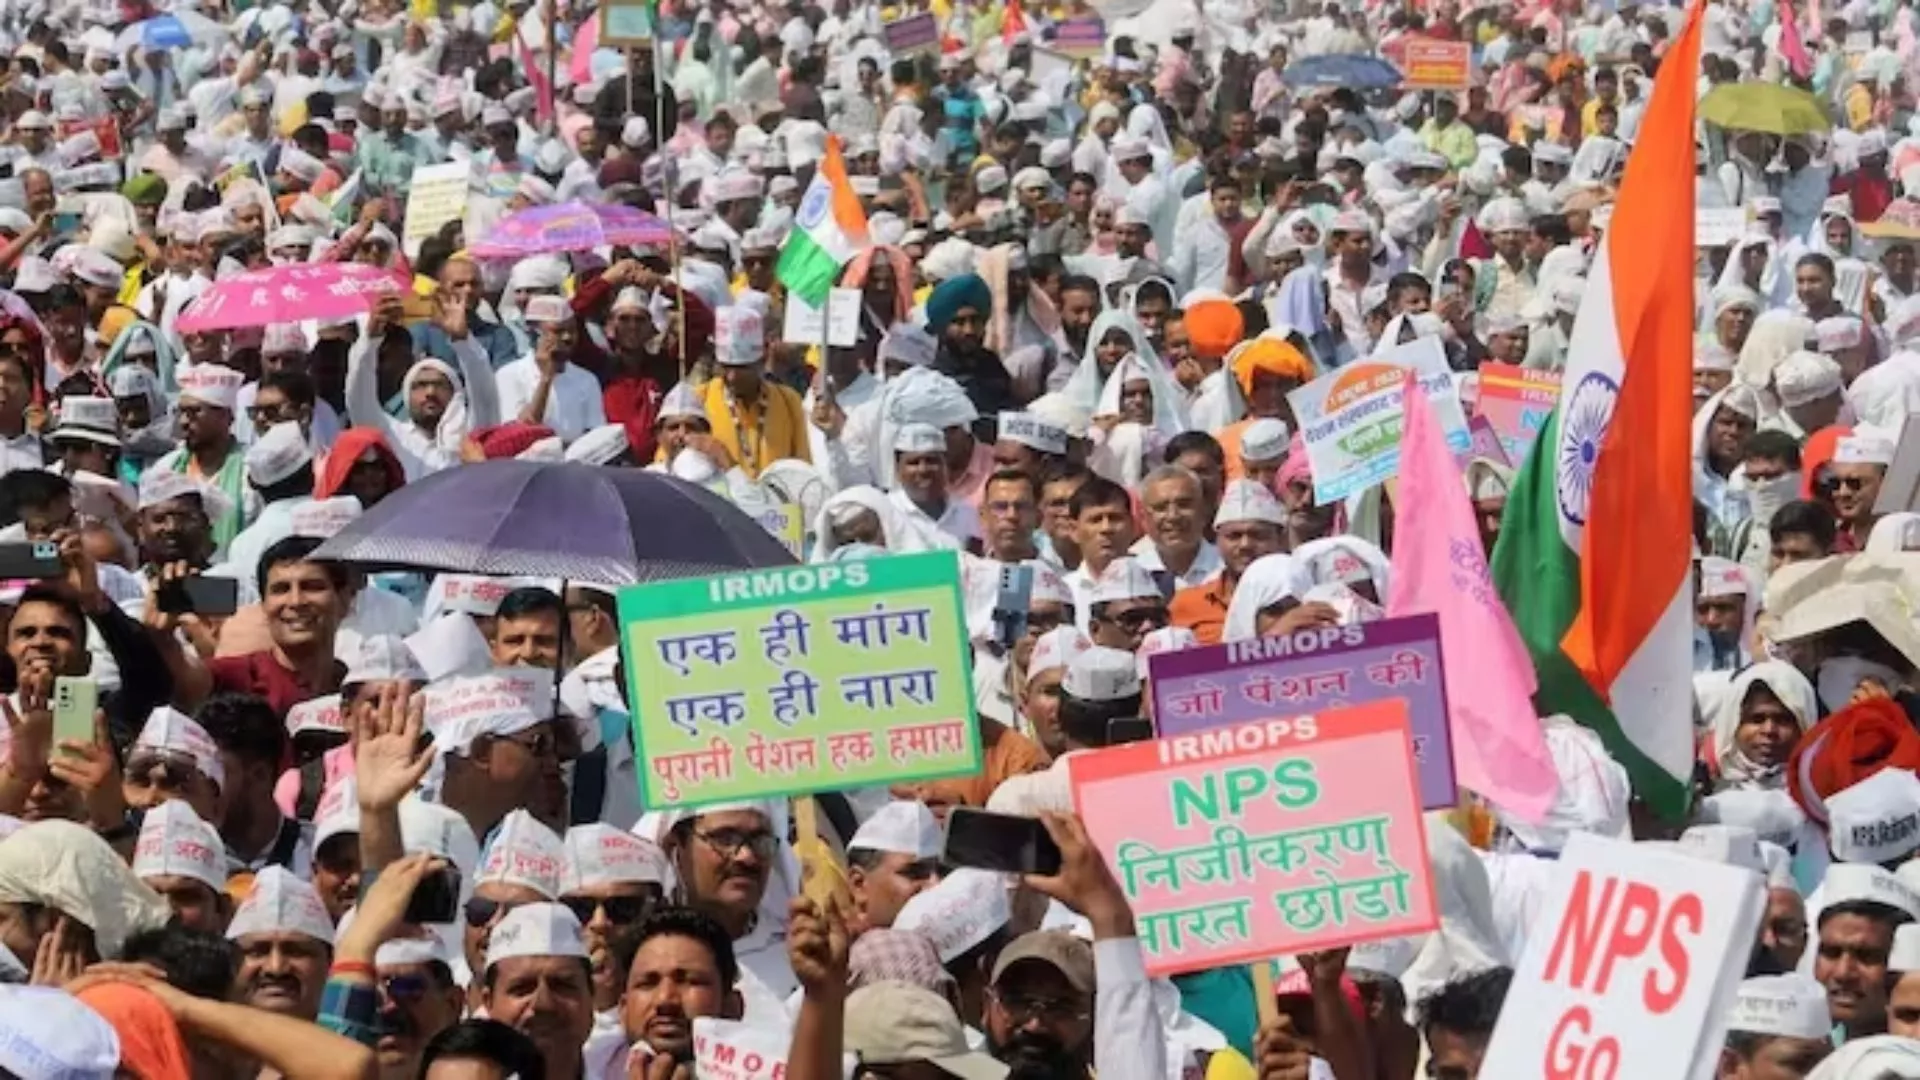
[
  {"x1": 776, "y1": 136, "x2": 869, "y2": 307},
  {"x1": 1490, "y1": 0, "x2": 1704, "y2": 819}
]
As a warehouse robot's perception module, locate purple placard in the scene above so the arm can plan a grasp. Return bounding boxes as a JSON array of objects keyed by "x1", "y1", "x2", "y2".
[{"x1": 1146, "y1": 613, "x2": 1458, "y2": 809}]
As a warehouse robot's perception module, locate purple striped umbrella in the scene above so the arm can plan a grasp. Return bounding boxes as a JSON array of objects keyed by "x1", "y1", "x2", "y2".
[{"x1": 470, "y1": 201, "x2": 672, "y2": 257}]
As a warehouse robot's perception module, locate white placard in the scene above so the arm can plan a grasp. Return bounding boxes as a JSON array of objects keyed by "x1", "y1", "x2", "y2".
[
  {"x1": 781, "y1": 287, "x2": 863, "y2": 348},
  {"x1": 1477, "y1": 832, "x2": 1764, "y2": 1080},
  {"x1": 403, "y1": 161, "x2": 472, "y2": 254},
  {"x1": 688, "y1": 1017, "x2": 854, "y2": 1080},
  {"x1": 1695, "y1": 206, "x2": 1746, "y2": 248}
]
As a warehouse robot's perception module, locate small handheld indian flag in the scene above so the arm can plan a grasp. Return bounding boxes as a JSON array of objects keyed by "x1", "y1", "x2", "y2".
[{"x1": 775, "y1": 136, "x2": 869, "y2": 307}]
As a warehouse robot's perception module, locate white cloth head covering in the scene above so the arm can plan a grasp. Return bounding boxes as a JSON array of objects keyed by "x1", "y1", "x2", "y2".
[
  {"x1": 1222, "y1": 554, "x2": 1311, "y2": 642},
  {"x1": 0, "y1": 821, "x2": 170, "y2": 957},
  {"x1": 475, "y1": 809, "x2": 566, "y2": 898},
  {"x1": 1726, "y1": 974, "x2": 1832, "y2": 1038},
  {"x1": 847, "y1": 801, "x2": 943, "y2": 858},
  {"x1": 1709, "y1": 660, "x2": 1816, "y2": 791},
  {"x1": 485, "y1": 902, "x2": 588, "y2": 970},
  {"x1": 1808, "y1": 1036, "x2": 1920, "y2": 1080},
  {"x1": 131, "y1": 800, "x2": 225, "y2": 891},
  {"x1": 1498, "y1": 716, "x2": 1632, "y2": 854},
  {"x1": 558, "y1": 824, "x2": 667, "y2": 894}
]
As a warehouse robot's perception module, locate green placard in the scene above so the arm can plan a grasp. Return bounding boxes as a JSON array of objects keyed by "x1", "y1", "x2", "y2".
[{"x1": 617, "y1": 552, "x2": 980, "y2": 811}]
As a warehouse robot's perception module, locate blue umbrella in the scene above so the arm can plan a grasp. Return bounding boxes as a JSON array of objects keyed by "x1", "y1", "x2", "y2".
[
  {"x1": 115, "y1": 11, "x2": 228, "y2": 52},
  {"x1": 1281, "y1": 54, "x2": 1403, "y2": 90},
  {"x1": 312, "y1": 461, "x2": 796, "y2": 583}
]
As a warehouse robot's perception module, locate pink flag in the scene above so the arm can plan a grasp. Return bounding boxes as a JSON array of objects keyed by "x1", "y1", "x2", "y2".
[
  {"x1": 569, "y1": 13, "x2": 601, "y2": 88},
  {"x1": 1780, "y1": 0, "x2": 1813, "y2": 79},
  {"x1": 1387, "y1": 373, "x2": 1558, "y2": 823},
  {"x1": 519, "y1": 34, "x2": 555, "y2": 129}
]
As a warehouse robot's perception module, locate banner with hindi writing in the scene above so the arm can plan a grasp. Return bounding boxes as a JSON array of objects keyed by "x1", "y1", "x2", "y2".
[
  {"x1": 617, "y1": 552, "x2": 980, "y2": 810},
  {"x1": 1146, "y1": 614, "x2": 1457, "y2": 809},
  {"x1": 1069, "y1": 699, "x2": 1438, "y2": 978},
  {"x1": 1286, "y1": 336, "x2": 1471, "y2": 506},
  {"x1": 1472, "y1": 363, "x2": 1560, "y2": 468}
]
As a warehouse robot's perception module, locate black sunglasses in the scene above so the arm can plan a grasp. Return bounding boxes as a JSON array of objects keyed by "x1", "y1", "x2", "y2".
[{"x1": 561, "y1": 894, "x2": 653, "y2": 926}]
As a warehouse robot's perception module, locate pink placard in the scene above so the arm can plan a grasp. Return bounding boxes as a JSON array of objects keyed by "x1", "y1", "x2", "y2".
[{"x1": 1069, "y1": 701, "x2": 1437, "y2": 978}]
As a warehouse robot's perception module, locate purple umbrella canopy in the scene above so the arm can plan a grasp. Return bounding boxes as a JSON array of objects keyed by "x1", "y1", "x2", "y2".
[
  {"x1": 469, "y1": 202, "x2": 672, "y2": 258},
  {"x1": 312, "y1": 461, "x2": 795, "y2": 583}
]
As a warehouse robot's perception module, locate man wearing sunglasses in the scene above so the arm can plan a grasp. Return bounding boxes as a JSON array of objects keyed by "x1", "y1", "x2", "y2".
[
  {"x1": 1829, "y1": 430, "x2": 1893, "y2": 552},
  {"x1": 1085, "y1": 558, "x2": 1169, "y2": 654},
  {"x1": 434, "y1": 668, "x2": 585, "y2": 836},
  {"x1": 462, "y1": 809, "x2": 566, "y2": 1013},
  {"x1": 559, "y1": 823, "x2": 667, "y2": 1015}
]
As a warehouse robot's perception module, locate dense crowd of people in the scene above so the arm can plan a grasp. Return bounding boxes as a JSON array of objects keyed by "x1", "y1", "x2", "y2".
[{"x1": 5, "y1": 0, "x2": 1920, "y2": 1075}]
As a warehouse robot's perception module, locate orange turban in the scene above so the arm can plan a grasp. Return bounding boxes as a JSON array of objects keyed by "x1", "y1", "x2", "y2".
[
  {"x1": 77, "y1": 983, "x2": 193, "y2": 1080},
  {"x1": 1787, "y1": 697, "x2": 1920, "y2": 825},
  {"x1": 1185, "y1": 299, "x2": 1244, "y2": 362},
  {"x1": 1230, "y1": 335, "x2": 1315, "y2": 397}
]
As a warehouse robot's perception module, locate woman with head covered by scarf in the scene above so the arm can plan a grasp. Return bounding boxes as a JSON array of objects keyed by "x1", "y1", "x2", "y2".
[
  {"x1": 1705, "y1": 660, "x2": 1817, "y2": 793},
  {"x1": 1693, "y1": 382, "x2": 1774, "y2": 550},
  {"x1": 1086, "y1": 348, "x2": 1191, "y2": 489},
  {"x1": 977, "y1": 244, "x2": 1066, "y2": 401},
  {"x1": 1216, "y1": 333, "x2": 1314, "y2": 479}
]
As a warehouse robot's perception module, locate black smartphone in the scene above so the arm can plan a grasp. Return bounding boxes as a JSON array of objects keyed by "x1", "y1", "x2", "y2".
[
  {"x1": 158, "y1": 575, "x2": 240, "y2": 616},
  {"x1": 405, "y1": 867, "x2": 460, "y2": 925},
  {"x1": 943, "y1": 807, "x2": 1063, "y2": 876},
  {"x1": 1107, "y1": 717, "x2": 1154, "y2": 744},
  {"x1": 0, "y1": 541, "x2": 63, "y2": 579}
]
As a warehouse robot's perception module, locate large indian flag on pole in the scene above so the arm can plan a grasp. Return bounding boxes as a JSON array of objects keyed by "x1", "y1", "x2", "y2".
[
  {"x1": 1490, "y1": 0, "x2": 1704, "y2": 819},
  {"x1": 776, "y1": 136, "x2": 870, "y2": 307}
]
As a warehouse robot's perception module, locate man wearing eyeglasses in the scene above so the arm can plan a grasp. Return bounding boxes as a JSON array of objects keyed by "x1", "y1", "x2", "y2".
[
  {"x1": 462, "y1": 810, "x2": 566, "y2": 1013},
  {"x1": 317, "y1": 852, "x2": 466, "y2": 1080},
  {"x1": 1132, "y1": 466, "x2": 1221, "y2": 591},
  {"x1": 657, "y1": 801, "x2": 797, "y2": 1006},
  {"x1": 434, "y1": 669, "x2": 583, "y2": 836}
]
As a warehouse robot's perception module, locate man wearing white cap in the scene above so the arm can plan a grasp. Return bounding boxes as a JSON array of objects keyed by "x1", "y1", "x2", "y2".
[
  {"x1": 559, "y1": 823, "x2": 666, "y2": 1012},
  {"x1": 465, "y1": 810, "x2": 566, "y2": 1002},
  {"x1": 847, "y1": 800, "x2": 945, "y2": 930},
  {"x1": 1720, "y1": 974, "x2": 1833, "y2": 1077},
  {"x1": 990, "y1": 646, "x2": 1144, "y2": 816},
  {"x1": 435, "y1": 670, "x2": 576, "y2": 837},
  {"x1": 1885, "y1": 924, "x2": 1920, "y2": 1039},
  {"x1": 496, "y1": 296, "x2": 607, "y2": 445},
  {"x1": 893, "y1": 422, "x2": 982, "y2": 549},
  {"x1": 698, "y1": 305, "x2": 810, "y2": 478},
  {"x1": 1830, "y1": 427, "x2": 1894, "y2": 549},
  {"x1": 1170, "y1": 479, "x2": 1286, "y2": 646},
  {"x1": 151, "y1": 362, "x2": 254, "y2": 552},
  {"x1": 993, "y1": 411, "x2": 1069, "y2": 479},
  {"x1": 231, "y1": 865, "x2": 336, "y2": 1021},
  {"x1": 221, "y1": 421, "x2": 318, "y2": 586},
  {"x1": 1085, "y1": 557, "x2": 1169, "y2": 652},
  {"x1": 122, "y1": 705, "x2": 226, "y2": 824},
  {"x1": 482, "y1": 903, "x2": 596, "y2": 1080},
  {"x1": 132, "y1": 799, "x2": 229, "y2": 933},
  {"x1": 1812, "y1": 863, "x2": 1920, "y2": 1041}
]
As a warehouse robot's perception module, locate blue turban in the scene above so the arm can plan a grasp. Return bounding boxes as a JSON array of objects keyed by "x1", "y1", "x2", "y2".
[{"x1": 925, "y1": 273, "x2": 992, "y2": 336}]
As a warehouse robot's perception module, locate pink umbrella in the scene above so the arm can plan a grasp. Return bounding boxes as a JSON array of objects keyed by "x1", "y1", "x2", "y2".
[
  {"x1": 469, "y1": 202, "x2": 672, "y2": 257},
  {"x1": 174, "y1": 263, "x2": 411, "y2": 333}
]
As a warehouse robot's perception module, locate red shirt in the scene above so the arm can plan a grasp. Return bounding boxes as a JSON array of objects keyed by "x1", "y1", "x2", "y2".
[
  {"x1": 1833, "y1": 171, "x2": 1896, "y2": 224},
  {"x1": 207, "y1": 651, "x2": 344, "y2": 718}
]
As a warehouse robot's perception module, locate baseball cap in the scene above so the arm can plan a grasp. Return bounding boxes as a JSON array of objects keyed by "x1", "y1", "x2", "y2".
[
  {"x1": 990, "y1": 930, "x2": 1094, "y2": 994},
  {"x1": 844, "y1": 983, "x2": 1010, "y2": 1080}
]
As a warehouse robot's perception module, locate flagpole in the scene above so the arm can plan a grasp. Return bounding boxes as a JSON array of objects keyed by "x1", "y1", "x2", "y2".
[
  {"x1": 545, "y1": 0, "x2": 560, "y2": 136},
  {"x1": 649, "y1": 27, "x2": 688, "y2": 381}
]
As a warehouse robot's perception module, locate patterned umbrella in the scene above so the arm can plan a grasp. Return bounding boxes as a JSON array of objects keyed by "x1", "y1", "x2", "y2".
[
  {"x1": 469, "y1": 202, "x2": 673, "y2": 258},
  {"x1": 174, "y1": 263, "x2": 409, "y2": 333},
  {"x1": 1862, "y1": 201, "x2": 1920, "y2": 241},
  {"x1": 312, "y1": 461, "x2": 795, "y2": 583}
]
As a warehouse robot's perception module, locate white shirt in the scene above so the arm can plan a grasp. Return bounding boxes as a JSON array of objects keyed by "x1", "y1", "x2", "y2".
[
  {"x1": 1129, "y1": 537, "x2": 1222, "y2": 589},
  {"x1": 495, "y1": 356, "x2": 608, "y2": 444},
  {"x1": 218, "y1": 496, "x2": 309, "y2": 589},
  {"x1": 888, "y1": 487, "x2": 979, "y2": 549}
]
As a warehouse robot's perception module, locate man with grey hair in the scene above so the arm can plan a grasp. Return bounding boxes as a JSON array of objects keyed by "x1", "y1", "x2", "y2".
[{"x1": 1130, "y1": 465, "x2": 1219, "y2": 589}]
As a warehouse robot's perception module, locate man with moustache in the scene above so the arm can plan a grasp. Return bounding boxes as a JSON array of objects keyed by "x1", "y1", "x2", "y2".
[
  {"x1": 559, "y1": 823, "x2": 667, "y2": 1061},
  {"x1": 617, "y1": 907, "x2": 745, "y2": 1069},
  {"x1": 655, "y1": 801, "x2": 796, "y2": 1009},
  {"x1": 229, "y1": 866, "x2": 335, "y2": 1021},
  {"x1": 480, "y1": 903, "x2": 597, "y2": 1080}
]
